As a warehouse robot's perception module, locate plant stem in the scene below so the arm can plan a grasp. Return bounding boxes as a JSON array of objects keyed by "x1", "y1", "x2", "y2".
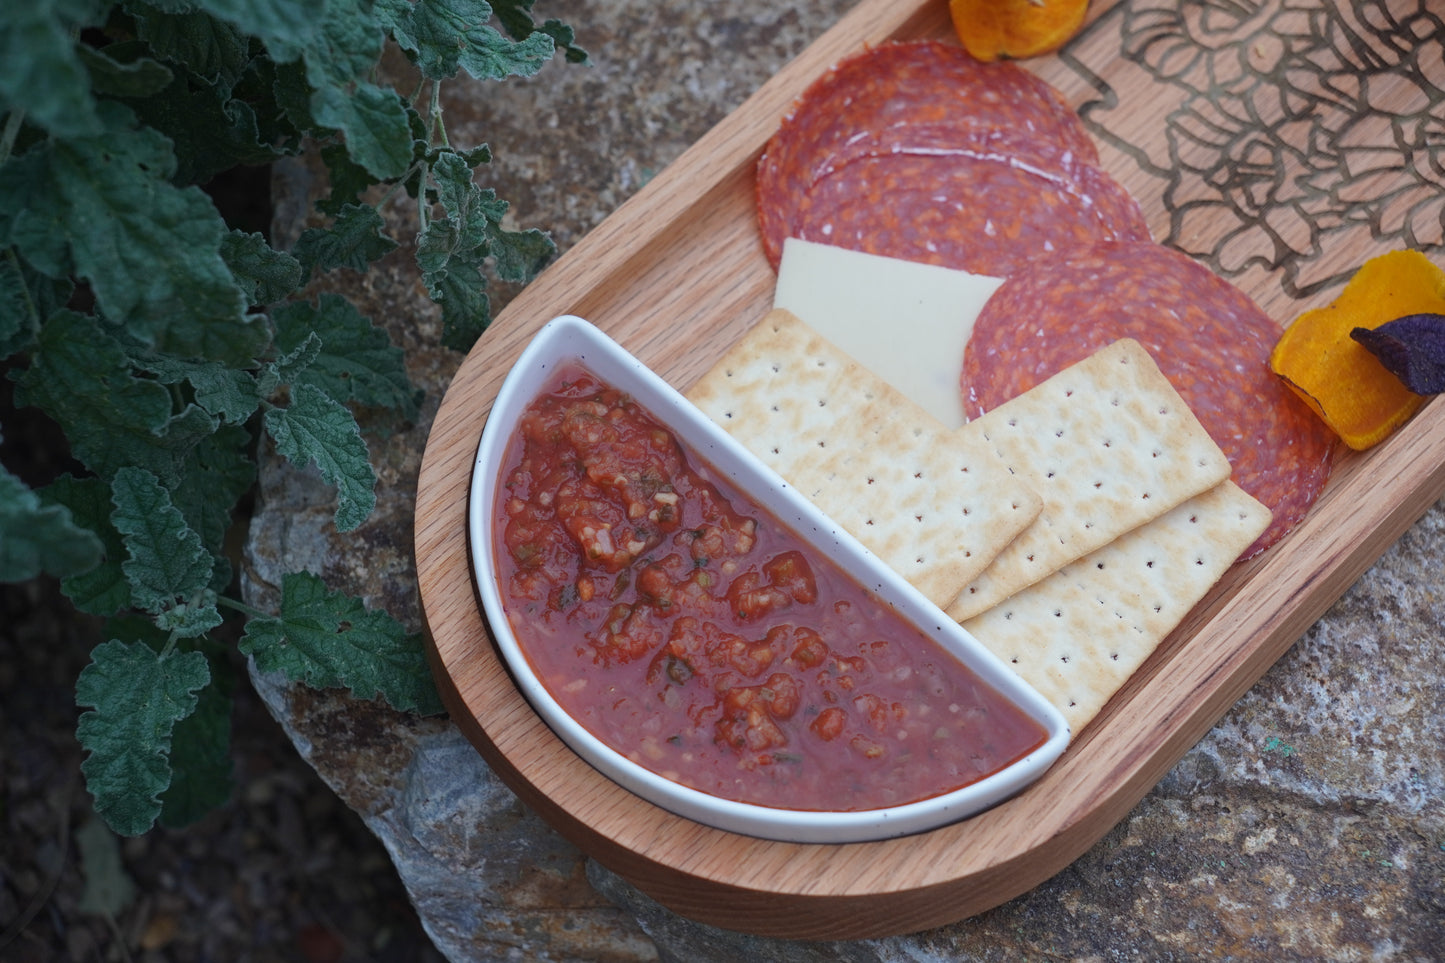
[
  {"x1": 429, "y1": 80, "x2": 450, "y2": 149},
  {"x1": 217, "y1": 594, "x2": 271, "y2": 621}
]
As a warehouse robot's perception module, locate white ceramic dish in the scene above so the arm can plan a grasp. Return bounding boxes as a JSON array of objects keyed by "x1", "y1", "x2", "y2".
[{"x1": 467, "y1": 315, "x2": 1070, "y2": 843}]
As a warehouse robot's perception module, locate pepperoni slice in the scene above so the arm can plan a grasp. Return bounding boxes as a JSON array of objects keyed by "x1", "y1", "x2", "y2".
[
  {"x1": 757, "y1": 40, "x2": 1100, "y2": 267},
  {"x1": 962, "y1": 241, "x2": 1336, "y2": 558},
  {"x1": 790, "y1": 144, "x2": 1149, "y2": 279}
]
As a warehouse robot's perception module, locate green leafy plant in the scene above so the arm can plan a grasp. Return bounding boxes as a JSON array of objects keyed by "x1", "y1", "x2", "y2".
[{"x1": 0, "y1": 0, "x2": 585, "y2": 836}]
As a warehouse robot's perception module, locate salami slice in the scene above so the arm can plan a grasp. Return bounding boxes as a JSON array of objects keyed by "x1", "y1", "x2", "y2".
[
  {"x1": 790, "y1": 144, "x2": 1149, "y2": 279},
  {"x1": 962, "y1": 241, "x2": 1336, "y2": 558},
  {"x1": 757, "y1": 40, "x2": 1100, "y2": 267}
]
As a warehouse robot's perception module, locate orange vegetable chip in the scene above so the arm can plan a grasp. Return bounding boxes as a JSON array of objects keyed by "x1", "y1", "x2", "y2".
[
  {"x1": 1269, "y1": 250, "x2": 1445, "y2": 450},
  {"x1": 949, "y1": 0, "x2": 1090, "y2": 63}
]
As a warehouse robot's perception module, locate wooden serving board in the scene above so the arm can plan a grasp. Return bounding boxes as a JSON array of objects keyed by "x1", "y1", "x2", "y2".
[{"x1": 414, "y1": 0, "x2": 1445, "y2": 939}]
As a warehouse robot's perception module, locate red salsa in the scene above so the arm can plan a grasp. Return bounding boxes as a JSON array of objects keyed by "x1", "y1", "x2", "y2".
[{"x1": 493, "y1": 365, "x2": 1047, "y2": 811}]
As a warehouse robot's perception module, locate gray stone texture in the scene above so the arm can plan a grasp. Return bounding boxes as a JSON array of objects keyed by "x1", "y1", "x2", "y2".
[{"x1": 244, "y1": 2, "x2": 1445, "y2": 959}]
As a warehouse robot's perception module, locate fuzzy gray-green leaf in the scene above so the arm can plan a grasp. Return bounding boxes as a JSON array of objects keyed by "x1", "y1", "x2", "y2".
[
  {"x1": 293, "y1": 203, "x2": 399, "y2": 277},
  {"x1": 264, "y1": 383, "x2": 375, "y2": 531},
  {"x1": 1, "y1": 102, "x2": 266, "y2": 364},
  {"x1": 273, "y1": 294, "x2": 420, "y2": 418},
  {"x1": 297, "y1": 0, "x2": 413, "y2": 179},
  {"x1": 240, "y1": 571, "x2": 443, "y2": 715},
  {"x1": 79, "y1": 43, "x2": 174, "y2": 98},
  {"x1": 76, "y1": 640, "x2": 210, "y2": 836},
  {"x1": 110, "y1": 466, "x2": 219, "y2": 634},
  {"x1": 14, "y1": 312, "x2": 219, "y2": 484},
  {"x1": 381, "y1": 0, "x2": 553, "y2": 81},
  {"x1": 139, "y1": 354, "x2": 262, "y2": 425},
  {"x1": 221, "y1": 230, "x2": 303, "y2": 307},
  {"x1": 0, "y1": 0, "x2": 107, "y2": 138},
  {"x1": 159, "y1": 662, "x2": 234, "y2": 827},
  {"x1": 129, "y1": 5, "x2": 252, "y2": 88},
  {"x1": 0, "y1": 465, "x2": 105, "y2": 582},
  {"x1": 41, "y1": 475, "x2": 130, "y2": 615}
]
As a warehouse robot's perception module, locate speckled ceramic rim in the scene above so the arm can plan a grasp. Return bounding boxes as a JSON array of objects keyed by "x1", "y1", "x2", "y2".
[{"x1": 467, "y1": 315, "x2": 1070, "y2": 844}]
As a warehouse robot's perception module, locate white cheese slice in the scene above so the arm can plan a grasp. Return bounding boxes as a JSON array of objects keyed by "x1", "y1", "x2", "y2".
[{"x1": 772, "y1": 237, "x2": 1004, "y2": 429}]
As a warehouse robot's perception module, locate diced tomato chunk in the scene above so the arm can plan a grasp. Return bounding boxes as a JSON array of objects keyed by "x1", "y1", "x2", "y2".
[
  {"x1": 715, "y1": 685, "x2": 789, "y2": 752},
  {"x1": 810, "y1": 707, "x2": 847, "y2": 742},
  {"x1": 764, "y1": 551, "x2": 817, "y2": 605},
  {"x1": 591, "y1": 602, "x2": 664, "y2": 664},
  {"x1": 784, "y1": 627, "x2": 829, "y2": 669},
  {"x1": 761, "y1": 673, "x2": 800, "y2": 719}
]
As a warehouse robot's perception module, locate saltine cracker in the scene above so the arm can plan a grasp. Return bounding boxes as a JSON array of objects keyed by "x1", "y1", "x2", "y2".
[
  {"x1": 962, "y1": 480, "x2": 1272, "y2": 732},
  {"x1": 687, "y1": 309, "x2": 1043, "y2": 608},
  {"x1": 946, "y1": 339, "x2": 1233, "y2": 621}
]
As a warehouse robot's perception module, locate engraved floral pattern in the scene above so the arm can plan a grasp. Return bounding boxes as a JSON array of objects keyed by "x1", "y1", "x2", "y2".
[{"x1": 1076, "y1": 0, "x2": 1445, "y2": 297}]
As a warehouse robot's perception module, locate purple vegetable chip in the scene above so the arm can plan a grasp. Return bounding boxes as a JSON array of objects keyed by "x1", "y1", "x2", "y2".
[{"x1": 1350, "y1": 313, "x2": 1445, "y2": 395}]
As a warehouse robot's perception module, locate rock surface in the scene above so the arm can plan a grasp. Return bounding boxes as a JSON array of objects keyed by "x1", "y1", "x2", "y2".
[{"x1": 244, "y1": 2, "x2": 1445, "y2": 959}]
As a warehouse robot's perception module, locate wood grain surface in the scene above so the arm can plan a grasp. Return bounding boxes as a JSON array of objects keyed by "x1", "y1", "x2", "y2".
[{"x1": 414, "y1": 0, "x2": 1445, "y2": 938}]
